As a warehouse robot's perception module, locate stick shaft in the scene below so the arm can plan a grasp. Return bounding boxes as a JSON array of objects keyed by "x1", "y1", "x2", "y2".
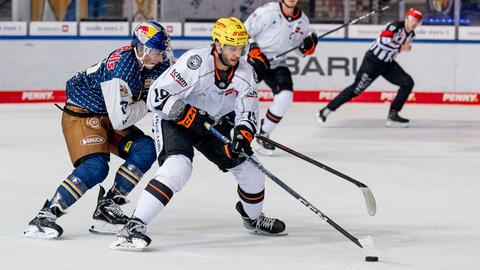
[
  {"x1": 273, "y1": 0, "x2": 402, "y2": 59},
  {"x1": 206, "y1": 124, "x2": 364, "y2": 248}
]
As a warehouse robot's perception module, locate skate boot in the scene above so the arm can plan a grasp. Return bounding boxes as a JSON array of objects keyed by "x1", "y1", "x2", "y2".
[
  {"x1": 110, "y1": 217, "x2": 151, "y2": 251},
  {"x1": 316, "y1": 107, "x2": 330, "y2": 123},
  {"x1": 89, "y1": 186, "x2": 129, "y2": 235},
  {"x1": 254, "y1": 120, "x2": 275, "y2": 156},
  {"x1": 24, "y1": 200, "x2": 64, "y2": 239},
  {"x1": 386, "y1": 109, "x2": 409, "y2": 128},
  {"x1": 236, "y1": 201, "x2": 287, "y2": 236}
]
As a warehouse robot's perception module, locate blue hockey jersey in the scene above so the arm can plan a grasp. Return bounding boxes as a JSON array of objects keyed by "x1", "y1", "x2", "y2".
[{"x1": 65, "y1": 45, "x2": 170, "y2": 129}]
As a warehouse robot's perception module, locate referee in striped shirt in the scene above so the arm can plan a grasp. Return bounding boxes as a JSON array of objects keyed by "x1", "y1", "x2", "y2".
[{"x1": 317, "y1": 8, "x2": 423, "y2": 128}]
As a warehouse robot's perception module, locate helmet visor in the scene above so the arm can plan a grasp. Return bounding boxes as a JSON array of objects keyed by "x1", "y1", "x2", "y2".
[
  {"x1": 144, "y1": 45, "x2": 171, "y2": 62},
  {"x1": 222, "y1": 44, "x2": 248, "y2": 56}
]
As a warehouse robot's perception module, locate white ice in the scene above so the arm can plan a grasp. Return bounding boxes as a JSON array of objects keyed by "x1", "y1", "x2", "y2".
[{"x1": 1, "y1": 103, "x2": 479, "y2": 270}]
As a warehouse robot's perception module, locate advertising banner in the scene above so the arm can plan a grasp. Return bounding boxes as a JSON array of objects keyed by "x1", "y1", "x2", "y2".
[
  {"x1": 0, "y1": 39, "x2": 479, "y2": 104},
  {"x1": 310, "y1": 24, "x2": 344, "y2": 38},
  {"x1": 184, "y1": 22, "x2": 212, "y2": 37},
  {"x1": 459, "y1": 26, "x2": 480, "y2": 40},
  {"x1": 0, "y1": 22, "x2": 27, "y2": 36},
  {"x1": 30, "y1": 22, "x2": 77, "y2": 36},
  {"x1": 80, "y1": 22, "x2": 130, "y2": 36}
]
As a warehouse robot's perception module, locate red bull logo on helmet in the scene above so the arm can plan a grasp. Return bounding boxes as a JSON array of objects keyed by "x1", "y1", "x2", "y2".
[{"x1": 137, "y1": 24, "x2": 159, "y2": 39}]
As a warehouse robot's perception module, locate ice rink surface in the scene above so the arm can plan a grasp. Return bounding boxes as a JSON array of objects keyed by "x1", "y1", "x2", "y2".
[{"x1": 1, "y1": 103, "x2": 479, "y2": 270}]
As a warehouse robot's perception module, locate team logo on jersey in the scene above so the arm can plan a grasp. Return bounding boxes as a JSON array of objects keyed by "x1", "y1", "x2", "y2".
[
  {"x1": 86, "y1": 117, "x2": 100, "y2": 129},
  {"x1": 80, "y1": 135, "x2": 105, "y2": 146},
  {"x1": 107, "y1": 45, "x2": 132, "y2": 71},
  {"x1": 218, "y1": 82, "x2": 227, "y2": 89},
  {"x1": 225, "y1": 88, "x2": 238, "y2": 97},
  {"x1": 169, "y1": 69, "x2": 188, "y2": 87},
  {"x1": 144, "y1": 78, "x2": 153, "y2": 90},
  {"x1": 246, "y1": 90, "x2": 258, "y2": 98},
  {"x1": 119, "y1": 86, "x2": 129, "y2": 97},
  {"x1": 187, "y1": 55, "x2": 202, "y2": 70}
]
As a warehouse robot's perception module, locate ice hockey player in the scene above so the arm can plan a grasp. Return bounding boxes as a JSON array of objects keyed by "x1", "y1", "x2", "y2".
[
  {"x1": 23, "y1": 22, "x2": 172, "y2": 239},
  {"x1": 244, "y1": 0, "x2": 318, "y2": 155},
  {"x1": 110, "y1": 17, "x2": 286, "y2": 251},
  {"x1": 317, "y1": 8, "x2": 423, "y2": 128}
]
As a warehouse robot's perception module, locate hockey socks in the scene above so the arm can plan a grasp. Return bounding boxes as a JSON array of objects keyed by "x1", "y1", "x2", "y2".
[
  {"x1": 261, "y1": 91, "x2": 293, "y2": 134},
  {"x1": 134, "y1": 179, "x2": 174, "y2": 224},
  {"x1": 107, "y1": 162, "x2": 144, "y2": 200}
]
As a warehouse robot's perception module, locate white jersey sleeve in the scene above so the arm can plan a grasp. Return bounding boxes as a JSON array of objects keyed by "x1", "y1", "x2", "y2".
[
  {"x1": 244, "y1": 5, "x2": 274, "y2": 44},
  {"x1": 234, "y1": 67, "x2": 260, "y2": 133},
  {"x1": 147, "y1": 51, "x2": 201, "y2": 120},
  {"x1": 244, "y1": 2, "x2": 312, "y2": 67},
  {"x1": 101, "y1": 78, "x2": 147, "y2": 130}
]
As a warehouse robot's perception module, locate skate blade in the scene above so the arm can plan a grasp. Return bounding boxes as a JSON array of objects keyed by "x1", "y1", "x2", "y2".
[
  {"x1": 109, "y1": 237, "x2": 148, "y2": 252},
  {"x1": 248, "y1": 228, "x2": 288, "y2": 236},
  {"x1": 89, "y1": 220, "x2": 124, "y2": 235},
  {"x1": 23, "y1": 225, "x2": 60, "y2": 239},
  {"x1": 253, "y1": 143, "x2": 273, "y2": 156},
  {"x1": 386, "y1": 120, "x2": 409, "y2": 128}
]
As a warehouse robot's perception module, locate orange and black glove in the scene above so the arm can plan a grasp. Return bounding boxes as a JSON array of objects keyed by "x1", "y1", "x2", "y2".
[
  {"x1": 224, "y1": 125, "x2": 254, "y2": 159},
  {"x1": 247, "y1": 45, "x2": 270, "y2": 80},
  {"x1": 299, "y1": 33, "x2": 318, "y2": 55},
  {"x1": 176, "y1": 104, "x2": 215, "y2": 135}
]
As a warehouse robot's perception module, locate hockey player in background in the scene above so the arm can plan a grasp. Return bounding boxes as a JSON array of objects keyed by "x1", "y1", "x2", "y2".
[
  {"x1": 317, "y1": 8, "x2": 423, "y2": 128},
  {"x1": 24, "y1": 22, "x2": 172, "y2": 239},
  {"x1": 244, "y1": 0, "x2": 318, "y2": 155},
  {"x1": 110, "y1": 17, "x2": 286, "y2": 251}
]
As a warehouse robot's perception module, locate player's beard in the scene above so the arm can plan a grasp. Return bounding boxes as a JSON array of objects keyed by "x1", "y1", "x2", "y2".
[
  {"x1": 228, "y1": 55, "x2": 240, "y2": 67},
  {"x1": 223, "y1": 54, "x2": 238, "y2": 67},
  {"x1": 282, "y1": 0, "x2": 296, "y2": 9}
]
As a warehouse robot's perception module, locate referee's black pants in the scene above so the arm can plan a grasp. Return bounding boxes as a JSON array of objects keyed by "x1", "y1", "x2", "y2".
[{"x1": 327, "y1": 51, "x2": 414, "y2": 112}]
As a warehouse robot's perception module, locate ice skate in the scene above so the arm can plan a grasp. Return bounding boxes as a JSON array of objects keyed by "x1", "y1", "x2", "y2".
[
  {"x1": 254, "y1": 134, "x2": 276, "y2": 156},
  {"x1": 316, "y1": 107, "x2": 329, "y2": 123},
  {"x1": 254, "y1": 121, "x2": 275, "y2": 156},
  {"x1": 89, "y1": 186, "x2": 129, "y2": 235},
  {"x1": 386, "y1": 110, "x2": 409, "y2": 128},
  {"x1": 24, "y1": 200, "x2": 64, "y2": 239},
  {"x1": 110, "y1": 217, "x2": 151, "y2": 251},
  {"x1": 236, "y1": 201, "x2": 287, "y2": 236}
]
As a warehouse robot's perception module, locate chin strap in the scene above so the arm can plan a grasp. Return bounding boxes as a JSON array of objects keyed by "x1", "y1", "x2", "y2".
[
  {"x1": 134, "y1": 46, "x2": 145, "y2": 70},
  {"x1": 134, "y1": 45, "x2": 154, "y2": 70}
]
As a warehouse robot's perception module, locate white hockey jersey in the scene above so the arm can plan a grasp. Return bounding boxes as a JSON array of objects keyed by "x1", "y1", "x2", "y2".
[
  {"x1": 244, "y1": 2, "x2": 311, "y2": 68},
  {"x1": 147, "y1": 47, "x2": 259, "y2": 133}
]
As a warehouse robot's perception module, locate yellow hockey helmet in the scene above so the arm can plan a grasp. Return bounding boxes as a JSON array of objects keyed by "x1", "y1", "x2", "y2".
[{"x1": 212, "y1": 17, "x2": 249, "y2": 47}]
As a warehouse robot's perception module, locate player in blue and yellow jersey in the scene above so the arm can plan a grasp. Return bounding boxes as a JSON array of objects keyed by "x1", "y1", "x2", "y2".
[{"x1": 24, "y1": 22, "x2": 172, "y2": 239}]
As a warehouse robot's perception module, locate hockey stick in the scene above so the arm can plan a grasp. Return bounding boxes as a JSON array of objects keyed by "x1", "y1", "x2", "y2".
[
  {"x1": 256, "y1": 135, "x2": 377, "y2": 216},
  {"x1": 270, "y1": 0, "x2": 403, "y2": 60},
  {"x1": 205, "y1": 123, "x2": 372, "y2": 249}
]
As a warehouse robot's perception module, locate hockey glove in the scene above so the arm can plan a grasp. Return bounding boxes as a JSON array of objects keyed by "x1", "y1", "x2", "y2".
[
  {"x1": 247, "y1": 46, "x2": 270, "y2": 80},
  {"x1": 299, "y1": 33, "x2": 318, "y2": 55},
  {"x1": 225, "y1": 125, "x2": 254, "y2": 159},
  {"x1": 176, "y1": 104, "x2": 215, "y2": 135}
]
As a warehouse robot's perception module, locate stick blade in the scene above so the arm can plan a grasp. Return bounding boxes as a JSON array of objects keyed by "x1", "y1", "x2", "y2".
[{"x1": 360, "y1": 187, "x2": 377, "y2": 216}]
